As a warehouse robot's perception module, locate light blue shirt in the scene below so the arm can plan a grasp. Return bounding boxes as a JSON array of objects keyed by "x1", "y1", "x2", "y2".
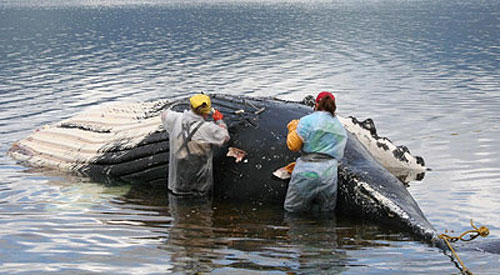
[{"x1": 296, "y1": 111, "x2": 347, "y2": 160}]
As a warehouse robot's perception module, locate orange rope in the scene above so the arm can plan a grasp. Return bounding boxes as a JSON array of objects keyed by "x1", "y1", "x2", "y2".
[{"x1": 438, "y1": 219, "x2": 490, "y2": 275}]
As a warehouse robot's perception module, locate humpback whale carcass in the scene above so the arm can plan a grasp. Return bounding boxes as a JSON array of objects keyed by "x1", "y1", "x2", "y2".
[{"x1": 8, "y1": 94, "x2": 439, "y2": 244}]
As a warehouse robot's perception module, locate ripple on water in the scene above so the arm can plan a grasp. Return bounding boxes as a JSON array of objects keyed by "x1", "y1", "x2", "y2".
[{"x1": 1, "y1": 0, "x2": 499, "y2": 274}]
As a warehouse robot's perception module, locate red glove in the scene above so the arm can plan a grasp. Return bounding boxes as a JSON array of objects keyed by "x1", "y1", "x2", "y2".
[{"x1": 212, "y1": 109, "x2": 224, "y2": 121}]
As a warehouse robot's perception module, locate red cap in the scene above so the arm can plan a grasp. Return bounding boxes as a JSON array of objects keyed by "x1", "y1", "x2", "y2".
[{"x1": 315, "y1": 91, "x2": 335, "y2": 103}]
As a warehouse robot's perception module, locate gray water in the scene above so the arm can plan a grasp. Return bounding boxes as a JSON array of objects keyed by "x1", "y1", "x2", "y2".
[{"x1": 1, "y1": 0, "x2": 499, "y2": 273}]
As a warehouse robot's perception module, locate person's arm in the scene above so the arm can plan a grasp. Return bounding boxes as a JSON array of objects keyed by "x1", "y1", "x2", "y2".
[
  {"x1": 160, "y1": 110, "x2": 168, "y2": 125},
  {"x1": 160, "y1": 109, "x2": 180, "y2": 134},
  {"x1": 286, "y1": 119, "x2": 303, "y2": 152},
  {"x1": 205, "y1": 124, "x2": 229, "y2": 146},
  {"x1": 199, "y1": 109, "x2": 229, "y2": 146},
  {"x1": 211, "y1": 109, "x2": 230, "y2": 143},
  {"x1": 212, "y1": 109, "x2": 228, "y2": 129}
]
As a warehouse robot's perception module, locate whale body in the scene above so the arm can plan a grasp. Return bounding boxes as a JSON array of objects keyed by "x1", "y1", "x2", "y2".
[{"x1": 8, "y1": 94, "x2": 439, "y2": 245}]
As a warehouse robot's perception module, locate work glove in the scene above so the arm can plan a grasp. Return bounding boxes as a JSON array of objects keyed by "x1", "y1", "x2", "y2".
[
  {"x1": 287, "y1": 119, "x2": 299, "y2": 132},
  {"x1": 284, "y1": 162, "x2": 296, "y2": 174},
  {"x1": 212, "y1": 109, "x2": 224, "y2": 121},
  {"x1": 286, "y1": 119, "x2": 302, "y2": 152}
]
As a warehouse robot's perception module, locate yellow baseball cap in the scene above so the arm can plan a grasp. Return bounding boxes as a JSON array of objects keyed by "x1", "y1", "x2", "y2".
[{"x1": 189, "y1": 94, "x2": 211, "y2": 115}]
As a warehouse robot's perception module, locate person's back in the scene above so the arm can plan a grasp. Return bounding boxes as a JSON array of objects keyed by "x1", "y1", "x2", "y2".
[
  {"x1": 161, "y1": 94, "x2": 229, "y2": 196},
  {"x1": 297, "y1": 111, "x2": 346, "y2": 160}
]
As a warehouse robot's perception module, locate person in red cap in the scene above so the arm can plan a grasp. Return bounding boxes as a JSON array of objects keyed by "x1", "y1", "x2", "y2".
[{"x1": 284, "y1": 91, "x2": 347, "y2": 212}]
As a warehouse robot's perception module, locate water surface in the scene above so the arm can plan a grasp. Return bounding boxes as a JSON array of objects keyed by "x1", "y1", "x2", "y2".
[{"x1": 1, "y1": 0, "x2": 499, "y2": 273}]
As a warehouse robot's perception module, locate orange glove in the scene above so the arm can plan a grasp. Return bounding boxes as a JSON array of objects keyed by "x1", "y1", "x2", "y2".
[
  {"x1": 287, "y1": 130, "x2": 303, "y2": 152},
  {"x1": 284, "y1": 162, "x2": 296, "y2": 174},
  {"x1": 212, "y1": 109, "x2": 224, "y2": 121},
  {"x1": 286, "y1": 119, "x2": 303, "y2": 152},
  {"x1": 287, "y1": 119, "x2": 299, "y2": 131}
]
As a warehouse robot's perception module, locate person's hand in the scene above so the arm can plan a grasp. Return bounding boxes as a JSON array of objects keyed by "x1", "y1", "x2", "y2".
[
  {"x1": 287, "y1": 119, "x2": 299, "y2": 131},
  {"x1": 212, "y1": 109, "x2": 224, "y2": 121}
]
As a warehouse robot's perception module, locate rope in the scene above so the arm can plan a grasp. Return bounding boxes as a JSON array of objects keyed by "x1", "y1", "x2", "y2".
[{"x1": 438, "y1": 219, "x2": 490, "y2": 275}]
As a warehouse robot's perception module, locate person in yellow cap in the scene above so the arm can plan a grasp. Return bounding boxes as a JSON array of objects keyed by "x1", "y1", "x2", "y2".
[
  {"x1": 160, "y1": 94, "x2": 229, "y2": 196},
  {"x1": 284, "y1": 91, "x2": 347, "y2": 212}
]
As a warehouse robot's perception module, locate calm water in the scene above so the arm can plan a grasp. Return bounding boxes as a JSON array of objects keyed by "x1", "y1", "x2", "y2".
[{"x1": 1, "y1": 0, "x2": 499, "y2": 273}]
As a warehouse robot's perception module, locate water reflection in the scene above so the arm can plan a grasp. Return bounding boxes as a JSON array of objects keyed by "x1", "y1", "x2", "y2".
[
  {"x1": 0, "y1": 174, "x2": 172, "y2": 273},
  {"x1": 283, "y1": 213, "x2": 348, "y2": 274},
  {"x1": 166, "y1": 194, "x2": 216, "y2": 273},
  {"x1": 0, "y1": 166, "x2": 458, "y2": 274},
  {"x1": 126, "y1": 184, "x2": 406, "y2": 274}
]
